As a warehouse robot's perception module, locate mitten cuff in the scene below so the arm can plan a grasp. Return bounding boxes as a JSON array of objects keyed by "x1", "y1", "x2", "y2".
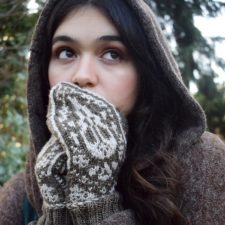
[
  {"x1": 68, "y1": 193, "x2": 123, "y2": 225},
  {"x1": 34, "y1": 207, "x2": 72, "y2": 225}
]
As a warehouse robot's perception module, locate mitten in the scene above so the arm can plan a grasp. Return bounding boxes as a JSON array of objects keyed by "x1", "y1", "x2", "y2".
[
  {"x1": 35, "y1": 136, "x2": 67, "y2": 207},
  {"x1": 35, "y1": 82, "x2": 128, "y2": 225}
]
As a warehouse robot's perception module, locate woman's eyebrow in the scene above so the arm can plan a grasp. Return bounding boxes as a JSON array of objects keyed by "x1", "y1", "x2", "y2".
[
  {"x1": 98, "y1": 35, "x2": 122, "y2": 42},
  {"x1": 52, "y1": 35, "x2": 123, "y2": 45},
  {"x1": 52, "y1": 35, "x2": 77, "y2": 45}
]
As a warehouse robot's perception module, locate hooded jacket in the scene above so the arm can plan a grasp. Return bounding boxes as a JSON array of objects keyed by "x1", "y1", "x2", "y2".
[{"x1": 1, "y1": 0, "x2": 225, "y2": 224}]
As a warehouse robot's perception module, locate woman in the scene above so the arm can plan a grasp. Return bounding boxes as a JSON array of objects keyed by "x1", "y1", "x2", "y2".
[{"x1": 1, "y1": 0, "x2": 225, "y2": 224}]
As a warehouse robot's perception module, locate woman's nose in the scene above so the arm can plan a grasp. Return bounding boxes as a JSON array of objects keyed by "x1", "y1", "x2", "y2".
[{"x1": 72, "y1": 56, "x2": 98, "y2": 88}]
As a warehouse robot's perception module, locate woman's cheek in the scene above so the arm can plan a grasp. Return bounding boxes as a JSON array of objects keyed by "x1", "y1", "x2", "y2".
[{"x1": 102, "y1": 73, "x2": 138, "y2": 115}]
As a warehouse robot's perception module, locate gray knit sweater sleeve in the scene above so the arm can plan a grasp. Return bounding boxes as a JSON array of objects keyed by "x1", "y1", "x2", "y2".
[
  {"x1": 0, "y1": 172, "x2": 25, "y2": 225},
  {"x1": 179, "y1": 132, "x2": 225, "y2": 225}
]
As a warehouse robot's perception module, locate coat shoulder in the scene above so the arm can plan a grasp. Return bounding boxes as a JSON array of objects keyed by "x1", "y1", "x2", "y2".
[
  {"x1": 200, "y1": 131, "x2": 225, "y2": 151},
  {"x1": 0, "y1": 172, "x2": 26, "y2": 225},
  {"x1": 179, "y1": 131, "x2": 225, "y2": 225}
]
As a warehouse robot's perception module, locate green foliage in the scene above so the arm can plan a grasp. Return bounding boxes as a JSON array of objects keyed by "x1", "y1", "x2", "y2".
[
  {"x1": 195, "y1": 76, "x2": 225, "y2": 139},
  {"x1": 0, "y1": 0, "x2": 39, "y2": 185},
  {"x1": 146, "y1": 0, "x2": 225, "y2": 87},
  {"x1": 147, "y1": 0, "x2": 225, "y2": 138}
]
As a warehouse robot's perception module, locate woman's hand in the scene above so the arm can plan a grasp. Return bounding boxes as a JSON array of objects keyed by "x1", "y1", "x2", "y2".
[{"x1": 35, "y1": 82, "x2": 128, "y2": 210}]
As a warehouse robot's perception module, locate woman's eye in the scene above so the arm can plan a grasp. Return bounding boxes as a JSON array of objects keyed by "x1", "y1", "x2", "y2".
[
  {"x1": 102, "y1": 50, "x2": 122, "y2": 61},
  {"x1": 57, "y1": 48, "x2": 76, "y2": 59}
]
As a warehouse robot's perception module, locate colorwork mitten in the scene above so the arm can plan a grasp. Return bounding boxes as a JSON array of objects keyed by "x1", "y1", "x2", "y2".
[{"x1": 35, "y1": 82, "x2": 128, "y2": 225}]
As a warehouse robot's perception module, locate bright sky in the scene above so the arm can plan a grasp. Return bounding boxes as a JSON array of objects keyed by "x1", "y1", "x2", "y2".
[
  {"x1": 195, "y1": 11, "x2": 225, "y2": 84},
  {"x1": 27, "y1": 0, "x2": 225, "y2": 84},
  {"x1": 27, "y1": 0, "x2": 38, "y2": 13}
]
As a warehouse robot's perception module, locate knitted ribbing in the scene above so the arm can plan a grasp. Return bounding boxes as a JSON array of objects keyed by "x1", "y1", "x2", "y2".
[
  {"x1": 32, "y1": 194, "x2": 122, "y2": 225},
  {"x1": 69, "y1": 194, "x2": 123, "y2": 224}
]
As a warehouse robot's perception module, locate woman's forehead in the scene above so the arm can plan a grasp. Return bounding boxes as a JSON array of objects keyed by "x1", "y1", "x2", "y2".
[{"x1": 54, "y1": 6, "x2": 119, "y2": 40}]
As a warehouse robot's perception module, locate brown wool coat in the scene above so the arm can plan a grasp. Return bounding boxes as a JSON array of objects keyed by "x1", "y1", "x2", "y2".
[{"x1": 1, "y1": 0, "x2": 225, "y2": 224}]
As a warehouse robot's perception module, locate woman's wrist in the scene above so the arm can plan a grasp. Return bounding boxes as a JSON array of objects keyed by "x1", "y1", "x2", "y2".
[
  {"x1": 68, "y1": 192, "x2": 123, "y2": 225},
  {"x1": 35, "y1": 192, "x2": 123, "y2": 225}
]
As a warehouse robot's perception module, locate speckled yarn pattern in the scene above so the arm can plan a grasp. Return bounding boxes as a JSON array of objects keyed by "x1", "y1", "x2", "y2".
[{"x1": 35, "y1": 82, "x2": 127, "y2": 210}]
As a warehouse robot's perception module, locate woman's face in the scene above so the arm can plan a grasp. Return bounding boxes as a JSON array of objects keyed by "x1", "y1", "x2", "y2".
[{"x1": 48, "y1": 6, "x2": 138, "y2": 115}]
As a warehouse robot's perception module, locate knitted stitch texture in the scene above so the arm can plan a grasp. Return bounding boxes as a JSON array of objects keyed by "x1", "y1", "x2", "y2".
[
  {"x1": 35, "y1": 82, "x2": 127, "y2": 224},
  {"x1": 0, "y1": 173, "x2": 25, "y2": 225}
]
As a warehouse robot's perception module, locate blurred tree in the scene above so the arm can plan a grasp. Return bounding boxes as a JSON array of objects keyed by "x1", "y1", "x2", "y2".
[
  {"x1": 0, "y1": 0, "x2": 224, "y2": 184},
  {"x1": 0, "y1": 0, "x2": 40, "y2": 184},
  {"x1": 147, "y1": 0, "x2": 225, "y2": 139},
  {"x1": 147, "y1": 0, "x2": 225, "y2": 86},
  {"x1": 195, "y1": 76, "x2": 225, "y2": 139}
]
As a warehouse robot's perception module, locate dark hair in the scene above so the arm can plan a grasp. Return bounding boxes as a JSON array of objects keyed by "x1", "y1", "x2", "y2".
[{"x1": 44, "y1": 0, "x2": 185, "y2": 224}]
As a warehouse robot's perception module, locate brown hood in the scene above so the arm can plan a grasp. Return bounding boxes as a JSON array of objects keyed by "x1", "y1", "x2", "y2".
[{"x1": 26, "y1": 0, "x2": 206, "y2": 214}]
